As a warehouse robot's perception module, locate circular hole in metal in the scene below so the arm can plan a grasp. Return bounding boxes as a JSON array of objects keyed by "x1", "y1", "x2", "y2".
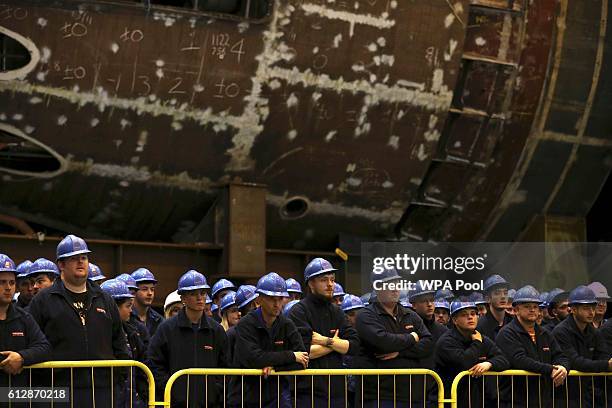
[
  {"x1": 280, "y1": 196, "x2": 310, "y2": 220},
  {"x1": 0, "y1": 123, "x2": 67, "y2": 178},
  {"x1": 0, "y1": 26, "x2": 40, "y2": 81}
]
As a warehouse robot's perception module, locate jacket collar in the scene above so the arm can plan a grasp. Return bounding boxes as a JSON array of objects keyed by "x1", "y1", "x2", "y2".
[
  {"x1": 176, "y1": 308, "x2": 211, "y2": 330},
  {"x1": 48, "y1": 278, "x2": 101, "y2": 299},
  {"x1": 371, "y1": 300, "x2": 409, "y2": 318},
  {"x1": 306, "y1": 293, "x2": 333, "y2": 307},
  {"x1": 508, "y1": 316, "x2": 544, "y2": 337}
]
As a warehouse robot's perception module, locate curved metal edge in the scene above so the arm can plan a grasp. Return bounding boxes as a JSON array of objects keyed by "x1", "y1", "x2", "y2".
[
  {"x1": 0, "y1": 24, "x2": 40, "y2": 81},
  {"x1": 0, "y1": 122, "x2": 68, "y2": 178}
]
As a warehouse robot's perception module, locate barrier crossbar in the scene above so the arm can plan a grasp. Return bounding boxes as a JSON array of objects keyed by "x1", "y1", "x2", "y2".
[
  {"x1": 449, "y1": 370, "x2": 612, "y2": 408},
  {"x1": 163, "y1": 368, "x2": 448, "y2": 408},
  {"x1": 16, "y1": 360, "x2": 157, "y2": 408}
]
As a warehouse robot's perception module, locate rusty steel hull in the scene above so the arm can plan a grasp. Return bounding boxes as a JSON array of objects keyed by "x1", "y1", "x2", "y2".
[{"x1": 0, "y1": 0, "x2": 609, "y2": 249}]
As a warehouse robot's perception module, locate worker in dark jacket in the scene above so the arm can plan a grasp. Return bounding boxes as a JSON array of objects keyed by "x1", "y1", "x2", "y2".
[
  {"x1": 14, "y1": 260, "x2": 33, "y2": 309},
  {"x1": 101, "y1": 279, "x2": 149, "y2": 407},
  {"x1": 0, "y1": 254, "x2": 50, "y2": 388},
  {"x1": 435, "y1": 301, "x2": 509, "y2": 408},
  {"x1": 288, "y1": 257, "x2": 360, "y2": 408},
  {"x1": 131, "y1": 268, "x2": 164, "y2": 337},
  {"x1": 552, "y1": 285, "x2": 612, "y2": 408},
  {"x1": 496, "y1": 285, "x2": 569, "y2": 408},
  {"x1": 353, "y1": 268, "x2": 433, "y2": 407},
  {"x1": 477, "y1": 274, "x2": 513, "y2": 341},
  {"x1": 232, "y1": 272, "x2": 308, "y2": 408},
  {"x1": 147, "y1": 269, "x2": 228, "y2": 408},
  {"x1": 542, "y1": 288, "x2": 569, "y2": 331},
  {"x1": 409, "y1": 281, "x2": 448, "y2": 406},
  {"x1": 28, "y1": 235, "x2": 130, "y2": 407}
]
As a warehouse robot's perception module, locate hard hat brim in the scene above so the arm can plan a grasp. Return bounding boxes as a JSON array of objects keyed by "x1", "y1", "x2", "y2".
[
  {"x1": 286, "y1": 288, "x2": 302, "y2": 294},
  {"x1": 450, "y1": 304, "x2": 478, "y2": 316},
  {"x1": 305, "y1": 268, "x2": 337, "y2": 281},
  {"x1": 512, "y1": 298, "x2": 541, "y2": 306},
  {"x1": 238, "y1": 293, "x2": 259, "y2": 309},
  {"x1": 57, "y1": 249, "x2": 92, "y2": 259},
  {"x1": 256, "y1": 289, "x2": 290, "y2": 297},
  {"x1": 29, "y1": 270, "x2": 60, "y2": 277},
  {"x1": 178, "y1": 285, "x2": 209, "y2": 294},
  {"x1": 342, "y1": 304, "x2": 364, "y2": 312},
  {"x1": 134, "y1": 278, "x2": 159, "y2": 284},
  {"x1": 569, "y1": 300, "x2": 598, "y2": 305},
  {"x1": 112, "y1": 293, "x2": 134, "y2": 299},
  {"x1": 409, "y1": 290, "x2": 436, "y2": 302},
  {"x1": 90, "y1": 275, "x2": 106, "y2": 282}
]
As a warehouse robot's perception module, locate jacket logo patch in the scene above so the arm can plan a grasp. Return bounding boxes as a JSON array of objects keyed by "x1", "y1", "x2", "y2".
[
  {"x1": 405, "y1": 325, "x2": 414, "y2": 330},
  {"x1": 274, "y1": 340, "x2": 284, "y2": 345},
  {"x1": 96, "y1": 308, "x2": 106, "y2": 314},
  {"x1": 204, "y1": 345, "x2": 213, "y2": 350},
  {"x1": 11, "y1": 332, "x2": 24, "y2": 337},
  {"x1": 542, "y1": 347, "x2": 550, "y2": 352}
]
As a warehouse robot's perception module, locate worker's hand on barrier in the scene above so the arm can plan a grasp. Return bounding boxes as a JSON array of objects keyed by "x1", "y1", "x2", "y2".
[
  {"x1": 0, "y1": 351, "x2": 24, "y2": 375},
  {"x1": 471, "y1": 331, "x2": 483, "y2": 342},
  {"x1": 262, "y1": 367, "x2": 272, "y2": 378},
  {"x1": 375, "y1": 352, "x2": 399, "y2": 361},
  {"x1": 551, "y1": 365, "x2": 567, "y2": 387},
  {"x1": 410, "y1": 332, "x2": 419, "y2": 342},
  {"x1": 468, "y1": 362, "x2": 492, "y2": 377},
  {"x1": 294, "y1": 351, "x2": 309, "y2": 368},
  {"x1": 311, "y1": 331, "x2": 329, "y2": 346}
]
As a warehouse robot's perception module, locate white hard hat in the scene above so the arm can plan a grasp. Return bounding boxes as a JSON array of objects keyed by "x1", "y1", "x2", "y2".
[
  {"x1": 164, "y1": 290, "x2": 182, "y2": 310},
  {"x1": 587, "y1": 282, "x2": 610, "y2": 300}
]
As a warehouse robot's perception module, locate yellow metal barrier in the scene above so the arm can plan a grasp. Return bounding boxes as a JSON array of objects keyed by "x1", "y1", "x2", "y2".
[
  {"x1": 449, "y1": 370, "x2": 612, "y2": 408},
  {"x1": 21, "y1": 360, "x2": 157, "y2": 408},
  {"x1": 164, "y1": 368, "x2": 447, "y2": 408}
]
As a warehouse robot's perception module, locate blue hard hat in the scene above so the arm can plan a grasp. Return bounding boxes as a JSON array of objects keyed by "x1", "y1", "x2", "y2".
[
  {"x1": 257, "y1": 272, "x2": 289, "y2": 297},
  {"x1": 116, "y1": 273, "x2": 139, "y2": 290},
  {"x1": 235, "y1": 285, "x2": 259, "y2": 309},
  {"x1": 434, "y1": 299, "x2": 450, "y2": 311},
  {"x1": 539, "y1": 291, "x2": 549, "y2": 308},
  {"x1": 512, "y1": 285, "x2": 541, "y2": 305},
  {"x1": 211, "y1": 278, "x2": 236, "y2": 298},
  {"x1": 546, "y1": 288, "x2": 569, "y2": 306},
  {"x1": 220, "y1": 291, "x2": 238, "y2": 312},
  {"x1": 285, "y1": 278, "x2": 302, "y2": 294},
  {"x1": 371, "y1": 267, "x2": 401, "y2": 284},
  {"x1": 29, "y1": 258, "x2": 60, "y2": 276},
  {"x1": 304, "y1": 257, "x2": 337, "y2": 282},
  {"x1": 483, "y1": 274, "x2": 509, "y2": 293},
  {"x1": 88, "y1": 263, "x2": 106, "y2": 282},
  {"x1": 400, "y1": 296, "x2": 413, "y2": 309},
  {"x1": 205, "y1": 294, "x2": 212, "y2": 304},
  {"x1": 0, "y1": 254, "x2": 17, "y2": 274},
  {"x1": 211, "y1": 303, "x2": 219, "y2": 312},
  {"x1": 568, "y1": 285, "x2": 597, "y2": 305},
  {"x1": 283, "y1": 299, "x2": 300, "y2": 316},
  {"x1": 468, "y1": 292, "x2": 487, "y2": 305},
  {"x1": 408, "y1": 281, "x2": 435, "y2": 302},
  {"x1": 342, "y1": 294, "x2": 365, "y2": 312},
  {"x1": 177, "y1": 270, "x2": 210, "y2": 294},
  {"x1": 333, "y1": 283, "x2": 346, "y2": 298},
  {"x1": 435, "y1": 289, "x2": 455, "y2": 301},
  {"x1": 16, "y1": 260, "x2": 32, "y2": 278},
  {"x1": 100, "y1": 279, "x2": 134, "y2": 299},
  {"x1": 507, "y1": 289, "x2": 516, "y2": 301},
  {"x1": 56, "y1": 234, "x2": 91, "y2": 260},
  {"x1": 450, "y1": 301, "x2": 478, "y2": 316},
  {"x1": 360, "y1": 292, "x2": 371, "y2": 305},
  {"x1": 131, "y1": 268, "x2": 157, "y2": 284}
]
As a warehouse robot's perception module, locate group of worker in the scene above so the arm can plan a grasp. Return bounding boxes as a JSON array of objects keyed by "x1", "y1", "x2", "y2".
[{"x1": 1, "y1": 234, "x2": 612, "y2": 408}]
